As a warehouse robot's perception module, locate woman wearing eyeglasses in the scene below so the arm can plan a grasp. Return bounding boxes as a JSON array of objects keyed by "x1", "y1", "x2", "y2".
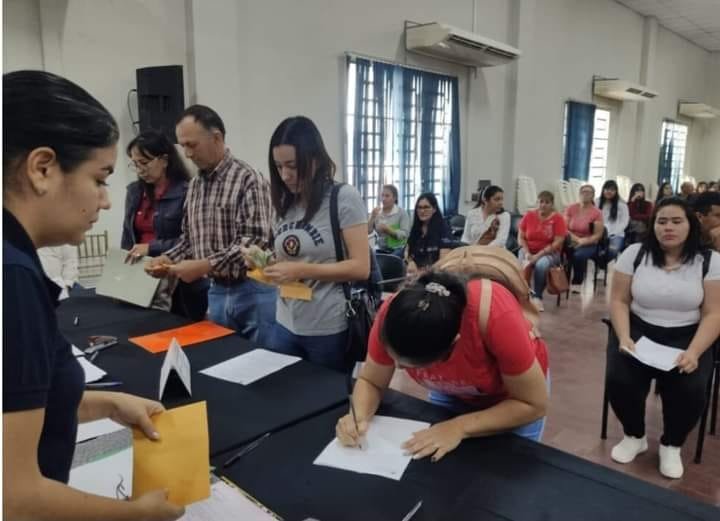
[
  {"x1": 122, "y1": 131, "x2": 207, "y2": 319},
  {"x1": 405, "y1": 193, "x2": 454, "y2": 277}
]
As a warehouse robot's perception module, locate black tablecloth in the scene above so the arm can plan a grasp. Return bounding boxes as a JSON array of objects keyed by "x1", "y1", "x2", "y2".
[
  {"x1": 216, "y1": 390, "x2": 719, "y2": 521},
  {"x1": 58, "y1": 293, "x2": 348, "y2": 456}
]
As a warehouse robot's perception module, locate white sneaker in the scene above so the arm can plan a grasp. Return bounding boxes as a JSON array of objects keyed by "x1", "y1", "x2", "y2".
[
  {"x1": 611, "y1": 435, "x2": 648, "y2": 464},
  {"x1": 571, "y1": 284, "x2": 582, "y2": 294},
  {"x1": 658, "y1": 443, "x2": 684, "y2": 479},
  {"x1": 532, "y1": 297, "x2": 544, "y2": 312}
]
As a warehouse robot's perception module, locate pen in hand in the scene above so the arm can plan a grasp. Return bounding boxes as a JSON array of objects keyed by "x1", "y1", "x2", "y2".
[{"x1": 348, "y1": 395, "x2": 364, "y2": 450}]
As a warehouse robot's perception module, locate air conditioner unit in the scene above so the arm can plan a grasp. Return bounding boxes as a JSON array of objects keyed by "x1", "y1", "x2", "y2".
[
  {"x1": 405, "y1": 22, "x2": 520, "y2": 67},
  {"x1": 593, "y1": 78, "x2": 659, "y2": 101},
  {"x1": 678, "y1": 102, "x2": 720, "y2": 119}
]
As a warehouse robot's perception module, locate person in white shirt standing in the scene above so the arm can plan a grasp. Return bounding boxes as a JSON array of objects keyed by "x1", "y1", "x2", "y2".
[
  {"x1": 38, "y1": 245, "x2": 79, "y2": 294},
  {"x1": 461, "y1": 185, "x2": 510, "y2": 247},
  {"x1": 608, "y1": 197, "x2": 720, "y2": 479},
  {"x1": 597, "y1": 179, "x2": 629, "y2": 262}
]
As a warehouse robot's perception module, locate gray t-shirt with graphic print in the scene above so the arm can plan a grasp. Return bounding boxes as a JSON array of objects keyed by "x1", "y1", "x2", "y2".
[{"x1": 274, "y1": 184, "x2": 367, "y2": 335}]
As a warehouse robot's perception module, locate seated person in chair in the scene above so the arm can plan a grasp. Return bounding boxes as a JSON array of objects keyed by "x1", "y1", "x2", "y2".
[
  {"x1": 368, "y1": 184, "x2": 410, "y2": 258},
  {"x1": 597, "y1": 179, "x2": 629, "y2": 261},
  {"x1": 461, "y1": 185, "x2": 510, "y2": 247},
  {"x1": 518, "y1": 191, "x2": 566, "y2": 311},
  {"x1": 564, "y1": 184, "x2": 604, "y2": 292},
  {"x1": 336, "y1": 271, "x2": 549, "y2": 461},
  {"x1": 693, "y1": 191, "x2": 720, "y2": 251},
  {"x1": 405, "y1": 193, "x2": 453, "y2": 278},
  {"x1": 608, "y1": 197, "x2": 720, "y2": 479}
]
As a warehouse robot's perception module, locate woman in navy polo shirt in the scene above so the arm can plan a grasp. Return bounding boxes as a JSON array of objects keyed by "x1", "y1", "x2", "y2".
[{"x1": 3, "y1": 71, "x2": 184, "y2": 520}]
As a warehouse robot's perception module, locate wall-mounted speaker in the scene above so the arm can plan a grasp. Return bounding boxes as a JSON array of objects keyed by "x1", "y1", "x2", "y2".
[{"x1": 136, "y1": 65, "x2": 184, "y2": 142}]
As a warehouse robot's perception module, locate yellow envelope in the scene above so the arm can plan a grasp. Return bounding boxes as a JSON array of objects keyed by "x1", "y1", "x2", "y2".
[
  {"x1": 247, "y1": 268, "x2": 313, "y2": 301},
  {"x1": 132, "y1": 401, "x2": 210, "y2": 506}
]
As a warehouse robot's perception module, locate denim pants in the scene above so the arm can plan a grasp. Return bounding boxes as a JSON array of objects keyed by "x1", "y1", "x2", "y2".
[
  {"x1": 266, "y1": 322, "x2": 348, "y2": 372},
  {"x1": 208, "y1": 279, "x2": 277, "y2": 346},
  {"x1": 428, "y1": 372, "x2": 551, "y2": 442},
  {"x1": 570, "y1": 244, "x2": 596, "y2": 284},
  {"x1": 607, "y1": 235, "x2": 625, "y2": 262},
  {"x1": 519, "y1": 250, "x2": 560, "y2": 299}
]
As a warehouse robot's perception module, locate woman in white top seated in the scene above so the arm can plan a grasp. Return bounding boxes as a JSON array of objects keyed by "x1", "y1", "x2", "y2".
[
  {"x1": 461, "y1": 185, "x2": 510, "y2": 247},
  {"x1": 608, "y1": 196, "x2": 720, "y2": 479},
  {"x1": 597, "y1": 179, "x2": 629, "y2": 261}
]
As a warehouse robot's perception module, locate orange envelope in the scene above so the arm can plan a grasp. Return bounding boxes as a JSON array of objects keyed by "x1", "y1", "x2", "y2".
[
  {"x1": 247, "y1": 268, "x2": 313, "y2": 301},
  {"x1": 133, "y1": 401, "x2": 210, "y2": 506},
  {"x1": 129, "y1": 320, "x2": 234, "y2": 353}
]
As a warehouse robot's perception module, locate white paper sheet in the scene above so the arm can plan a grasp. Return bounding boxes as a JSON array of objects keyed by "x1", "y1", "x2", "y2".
[
  {"x1": 72, "y1": 344, "x2": 85, "y2": 357},
  {"x1": 180, "y1": 480, "x2": 278, "y2": 520},
  {"x1": 199, "y1": 349, "x2": 301, "y2": 385},
  {"x1": 68, "y1": 447, "x2": 133, "y2": 498},
  {"x1": 78, "y1": 356, "x2": 107, "y2": 383},
  {"x1": 313, "y1": 415, "x2": 430, "y2": 481},
  {"x1": 76, "y1": 418, "x2": 126, "y2": 443},
  {"x1": 159, "y1": 337, "x2": 192, "y2": 399},
  {"x1": 622, "y1": 336, "x2": 684, "y2": 371}
]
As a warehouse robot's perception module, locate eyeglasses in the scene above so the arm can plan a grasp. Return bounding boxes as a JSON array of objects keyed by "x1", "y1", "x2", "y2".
[{"x1": 128, "y1": 156, "x2": 161, "y2": 172}]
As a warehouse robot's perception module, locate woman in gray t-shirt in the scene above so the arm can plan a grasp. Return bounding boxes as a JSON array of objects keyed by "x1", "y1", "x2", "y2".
[{"x1": 260, "y1": 116, "x2": 369, "y2": 370}]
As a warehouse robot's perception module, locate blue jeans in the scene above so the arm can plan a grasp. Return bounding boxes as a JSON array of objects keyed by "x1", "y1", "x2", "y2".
[
  {"x1": 266, "y1": 322, "x2": 348, "y2": 371},
  {"x1": 607, "y1": 235, "x2": 625, "y2": 262},
  {"x1": 520, "y1": 250, "x2": 560, "y2": 299},
  {"x1": 208, "y1": 279, "x2": 277, "y2": 346},
  {"x1": 428, "y1": 372, "x2": 551, "y2": 443},
  {"x1": 570, "y1": 244, "x2": 597, "y2": 284}
]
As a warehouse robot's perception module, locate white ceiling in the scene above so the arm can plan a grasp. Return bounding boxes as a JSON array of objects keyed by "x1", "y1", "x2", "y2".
[{"x1": 615, "y1": 0, "x2": 720, "y2": 51}]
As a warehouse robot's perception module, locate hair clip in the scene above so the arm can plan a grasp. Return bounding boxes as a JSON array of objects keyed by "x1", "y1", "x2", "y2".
[
  {"x1": 417, "y1": 299, "x2": 431, "y2": 311},
  {"x1": 425, "y1": 282, "x2": 450, "y2": 297}
]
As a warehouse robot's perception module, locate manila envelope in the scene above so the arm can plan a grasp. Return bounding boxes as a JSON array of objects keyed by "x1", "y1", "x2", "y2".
[
  {"x1": 132, "y1": 401, "x2": 210, "y2": 506},
  {"x1": 247, "y1": 268, "x2": 313, "y2": 301}
]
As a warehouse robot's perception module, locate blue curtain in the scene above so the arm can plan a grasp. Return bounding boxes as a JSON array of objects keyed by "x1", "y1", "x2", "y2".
[
  {"x1": 563, "y1": 101, "x2": 596, "y2": 181},
  {"x1": 657, "y1": 125, "x2": 674, "y2": 191},
  {"x1": 348, "y1": 56, "x2": 460, "y2": 215}
]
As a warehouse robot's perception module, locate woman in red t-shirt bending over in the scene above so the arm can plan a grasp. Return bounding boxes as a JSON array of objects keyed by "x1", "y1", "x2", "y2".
[{"x1": 336, "y1": 271, "x2": 549, "y2": 462}]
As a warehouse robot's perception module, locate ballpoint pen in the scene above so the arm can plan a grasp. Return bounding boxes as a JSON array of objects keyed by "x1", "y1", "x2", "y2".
[
  {"x1": 401, "y1": 500, "x2": 423, "y2": 521},
  {"x1": 349, "y1": 395, "x2": 364, "y2": 450},
  {"x1": 86, "y1": 381, "x2": 123, "y2": 388},
  {"x1": 223, "y1": 432, "x2": 271, "y2": 468}
]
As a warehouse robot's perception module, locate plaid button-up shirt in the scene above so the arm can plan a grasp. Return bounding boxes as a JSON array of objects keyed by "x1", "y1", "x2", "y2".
[{"x1": 164, "y1": 149, "x2": 273, "y2": 280}]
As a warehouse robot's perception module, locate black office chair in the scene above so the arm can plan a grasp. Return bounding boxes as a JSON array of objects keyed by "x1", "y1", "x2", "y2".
[
  {"x1": 375, "y1": 253, "x2": 406, "y2": 293},
  {"x1": 600, "y1": 318, "x2": 719, "y2": 464},
  {"x1": 448, "y1": 214, "x2": 466, "y2": 239},
  {"x1": 506, "y1": 213, "x2": 523, "y2": 254}
]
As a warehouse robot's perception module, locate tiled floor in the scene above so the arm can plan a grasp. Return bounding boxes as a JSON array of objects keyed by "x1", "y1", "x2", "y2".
[{"x1": 388, "y1": 270, "x2": 720, "y2": 507}]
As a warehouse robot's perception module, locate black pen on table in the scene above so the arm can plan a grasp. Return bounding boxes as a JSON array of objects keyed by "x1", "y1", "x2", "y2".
[
  {"x1": 349, "y1": 394, "x2": 364, "y2": 450},
  {"x1": 223, "y1": 432, "x2": 271, "y2": 468},
  {"x1": 86, "y1": 381, "x2": 123, "y2": 389}
]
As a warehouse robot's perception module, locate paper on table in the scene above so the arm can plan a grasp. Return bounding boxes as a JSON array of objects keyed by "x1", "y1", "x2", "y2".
[
  {"x1": 623, "y1": 336, "x2": 684, "y2": 371},
  {"x1": 76, "y1": 418, "x2": 126, "y2": 443},
  {"x1": 129, "y1": 320, "x2": 234, "y2": 353},
  {"x1": 180, "y1": 479, "x2": 280, "y2": 520},
  {"x1": 199, "y1": 349, "x2": 301, "y2": 385},
  {"x1": 313, "y1": 415, "x2": 430, "y2": 481},
  {"x1": 133, "y1": 401, "x2": 210, "y2": 506},
  {"x1": 69, "y1": 447, "x2": 133, "y2": 498},
  {"x1": 72, "y1": 344, "x2": 85, "y2": 357},
  {"x1": 159, "y1": 338, "x2": 192, "y2": 399},
  {"x1": 78, "y1": 356, "x2": 107, "y2": 383},
  {"x1": 247, "y1": 269, "x2": 313, "y2": 301}
]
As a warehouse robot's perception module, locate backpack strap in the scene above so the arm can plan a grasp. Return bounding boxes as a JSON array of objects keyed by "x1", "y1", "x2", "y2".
[
  {"x1": 478, "y1": 278, "x2": 493, "y2": 341},
  {"x1": 702, "y1": 249, "x2": 711, "y2": 279},
  {"x1": 632, "y1": 245, "x2": 646, "y2": 273},
  {"x1": 329, "y1": 183, "x2": 352, "y2": 303}
]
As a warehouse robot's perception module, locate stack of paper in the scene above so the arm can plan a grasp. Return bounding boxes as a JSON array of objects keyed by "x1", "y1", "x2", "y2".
[
  {"x1": 69, "y1": 447, "x2": 133, "y2": 498},
  {"x1": 180, "y1": 479, "x2": 279, "y2": 520},
  {"x1": 76, "y1": 418, "x2": 126, "y2": 443},
  {"x1": 199, "y1": 349, "x2": 301, "y2": 385},
  {"x1": 314, "y1": 415, "x2": 430, "y2": 480},
  {"x1": 622, "y1": 336, "x2": 684, "y2": 371}
]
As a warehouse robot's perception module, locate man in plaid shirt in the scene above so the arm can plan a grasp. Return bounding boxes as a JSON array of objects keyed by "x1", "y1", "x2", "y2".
[{"x1": 146, "y1": 105, "x2": 276, "y2": 344}]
